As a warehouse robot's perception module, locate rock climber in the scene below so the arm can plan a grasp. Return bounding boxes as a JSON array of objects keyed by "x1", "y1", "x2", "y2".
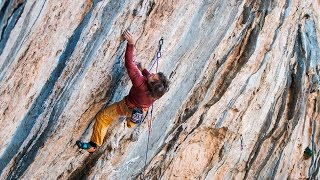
[{"x1": 76, "y1": 30, "x2": 169, "y2": 153}]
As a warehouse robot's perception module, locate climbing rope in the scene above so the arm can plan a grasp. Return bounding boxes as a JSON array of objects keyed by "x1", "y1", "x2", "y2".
[
  {"x1": 141, "y1": 38, "x2": 163, "y2": 179},
  {"x1": 142, "y1": 104, "x2": 153, "y2": 178}
]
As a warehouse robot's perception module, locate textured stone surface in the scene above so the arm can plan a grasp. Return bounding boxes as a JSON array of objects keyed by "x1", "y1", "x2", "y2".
[{"x1": 0, "y1": 0, "x2": 320, "y2": 179}]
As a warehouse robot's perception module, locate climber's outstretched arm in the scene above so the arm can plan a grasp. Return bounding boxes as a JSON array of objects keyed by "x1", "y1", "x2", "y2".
[{"x1": 123, "y1": 30, "x2": 145, "y2": 87}]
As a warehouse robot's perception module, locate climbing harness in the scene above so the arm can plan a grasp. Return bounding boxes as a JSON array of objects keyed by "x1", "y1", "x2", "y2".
[{"x1": 141, "y1": 38, "x2": 163, "y2": 179}]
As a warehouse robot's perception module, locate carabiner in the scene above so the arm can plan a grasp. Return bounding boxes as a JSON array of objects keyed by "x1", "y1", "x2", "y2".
[
  {"x1": 159, "y1": 38, "x2": 164, "y2": 46},
  {"x1": 157, "y1": 51, "x2": 161, "y2": 58}
]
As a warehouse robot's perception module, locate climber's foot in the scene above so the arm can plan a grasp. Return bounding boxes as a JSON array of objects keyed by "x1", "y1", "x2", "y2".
[{"x1": 76, "y1": 140, "x2": 96, "y2": 153}]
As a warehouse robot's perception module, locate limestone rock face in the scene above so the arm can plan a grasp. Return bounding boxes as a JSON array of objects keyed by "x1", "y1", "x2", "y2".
[{"x1": 0, "y1": 0, "x2": 320, "y2": 179}]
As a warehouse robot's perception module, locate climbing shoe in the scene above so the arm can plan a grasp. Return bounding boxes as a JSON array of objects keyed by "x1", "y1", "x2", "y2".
[{"x1": 76, "y1": 140, "x2": 96, "y2": 153}]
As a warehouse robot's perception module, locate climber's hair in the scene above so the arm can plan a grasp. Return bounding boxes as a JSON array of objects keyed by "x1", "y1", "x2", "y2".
[{"x1": 147, "y1": 72, "x2": 169, "y2": 98}]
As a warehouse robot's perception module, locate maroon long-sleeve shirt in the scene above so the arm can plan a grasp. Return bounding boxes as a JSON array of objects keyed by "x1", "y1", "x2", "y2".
[{"x1": 124, "y1": 44, "x2": 155, "y2": 109}]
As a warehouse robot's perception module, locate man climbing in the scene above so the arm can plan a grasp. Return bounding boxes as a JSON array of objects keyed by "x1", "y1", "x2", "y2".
[{"x1": 76, "y1": 30, "x2": 169, "y2": 153}]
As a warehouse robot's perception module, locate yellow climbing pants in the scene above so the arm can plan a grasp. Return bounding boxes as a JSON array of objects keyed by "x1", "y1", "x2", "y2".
[{"x1": 90, "y1": 99, "x2": 136, "y2": 146}]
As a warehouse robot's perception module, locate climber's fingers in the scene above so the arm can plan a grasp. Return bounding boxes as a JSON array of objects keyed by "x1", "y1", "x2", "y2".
[
  {"x1": 123, "y1": 30, "x2": 135, "y2": 44},
  {"x1": 123, "y1": 30, "x2": 132, "y2": 39}
]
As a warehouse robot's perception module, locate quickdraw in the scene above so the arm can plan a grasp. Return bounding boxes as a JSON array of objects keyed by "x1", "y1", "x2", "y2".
[{"x1": 149, "y1": 37, "x2": 164, "y2": 73}]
